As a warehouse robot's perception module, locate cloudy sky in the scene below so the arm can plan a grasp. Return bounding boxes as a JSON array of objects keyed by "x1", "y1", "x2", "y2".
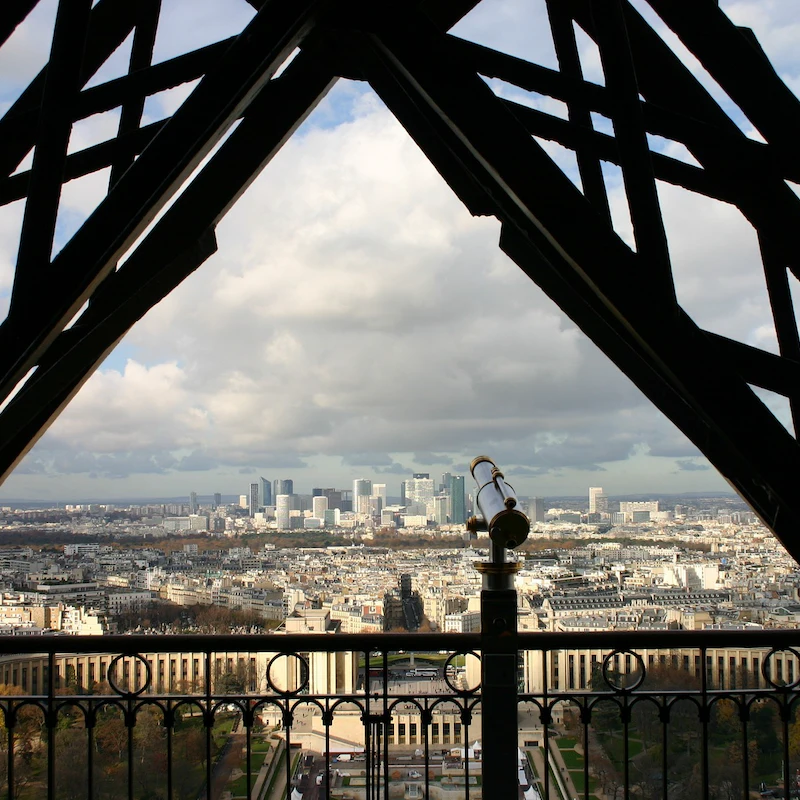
[{"x1": 0, "y1": 0, "x2": 796, "y2": 502}]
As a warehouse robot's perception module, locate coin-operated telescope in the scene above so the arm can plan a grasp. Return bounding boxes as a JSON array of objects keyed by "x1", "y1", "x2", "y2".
[
  {"x1": 467, "y1": 456, "x2": 530, "y2": 550},
  {"x1": 468, "y1": 458, "x2": 529, "y2": 796}
]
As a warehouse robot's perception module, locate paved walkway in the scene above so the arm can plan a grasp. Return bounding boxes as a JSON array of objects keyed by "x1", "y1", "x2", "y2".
[
  {"x1": 529, "y1": 745, "x2": 574, "y2": 800},
  {"x1": 253, "y1": 739, "x2": 284, "y2": 800},
  {"x1": 209, "y1": 731, "x2": 247, "y2": 798}
]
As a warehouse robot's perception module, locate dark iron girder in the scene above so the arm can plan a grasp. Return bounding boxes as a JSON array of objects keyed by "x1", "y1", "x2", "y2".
[
  {"x1": 0, "y1": 0, "x2": 143, "y2": 178},
  {"x1": 0, "y1": 37, "x2": 233, "y2": 151},
  {"x1": 0, "y1": 0, "x2": 485, "y2": 482},
  {"x1": 0, "y1": 0, "x2": 799, "y2": 555},
  {"x1": 545, "y1": 0, "x2": 611, "y2": 225},
  {"x1": 0, "y1": 120, "x2": 168, "y2": 206},
  {"x1": 0, "y1": 0, "x2": 328, "y2": 407},
  {"x1": 353, "y1": 5, "x2": 800, "y2": 556},
  {"x1": 648, "y1": 0, "x2": 800, "y2": 163},
  {"x1": 0, "y1": 50, "x2": 338, "y2": 481},
  {"x1": 12, "y1": 0, "x2": 93, "y2": 301},
  {"x1": 0, "y1": 1, "x2": 38, "y2": 48}
]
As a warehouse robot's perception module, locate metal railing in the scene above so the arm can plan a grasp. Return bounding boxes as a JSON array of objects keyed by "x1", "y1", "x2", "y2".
[{"x1": 0, "y1": 630, "x2": 798, "y2": 799}]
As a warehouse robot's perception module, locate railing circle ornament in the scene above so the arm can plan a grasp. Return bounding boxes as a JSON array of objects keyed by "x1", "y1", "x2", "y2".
[
  {"x1": 443, "y1": 651, "x2": 481, "y2": 695},
  {"x1": 762, "y1": 647, "x2": 800, "y2": 690},
  {"x1": 106, "y1": 654, "x2": 151, "y2": 696},
  {"x1": 601, "y1": 650, "x2": 646, "y2": 693},
  {"x1": 266, "y1": 653, "x2": 309, "y2": 696}
]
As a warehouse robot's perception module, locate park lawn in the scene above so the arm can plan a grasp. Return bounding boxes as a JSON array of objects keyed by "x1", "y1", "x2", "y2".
[
  {"x1": 560, "y1": 748, "x2": 583, "y2": 770},
  {"x1": 364, "y1": 653, "x2": 453, "y2": 667},
  {"x1": 526, "y1": 750, "x2": 539, "y2": 777},
  {"x1": 230, "y1": 773, "x2": 260, "y2": 797},
  {"x1": 210, "y1": 712, "x2": 238, "y2": 751},
  {"x1": 570, "y1": 770, "x2": 598, "y2": 793},
  {"x1": 596, "y1": 730, "x2": 643, "y2": 764},
  {"x1": 251, "y1": 740, "x2": 271, "y2": 753},
  {"x1": 557, "y1": 736, "x2": 578, "y2": 749}
]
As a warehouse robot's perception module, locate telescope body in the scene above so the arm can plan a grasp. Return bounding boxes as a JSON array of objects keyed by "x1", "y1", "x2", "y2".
[{"x1": 468, "y1": 456, "x2": 530, "y2": 550}]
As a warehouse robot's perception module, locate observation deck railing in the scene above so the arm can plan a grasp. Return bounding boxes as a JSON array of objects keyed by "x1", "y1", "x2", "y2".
[{"x1": 0, "y1": 629, "x2": 798, "y2": 799}]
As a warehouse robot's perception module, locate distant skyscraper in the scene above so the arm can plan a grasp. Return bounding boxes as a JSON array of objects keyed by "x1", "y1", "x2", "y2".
[
  {"x1": 400, "y1": 481, "x2": 406, "y2": 505},
  {"x1": 406, "y1": 475, "x2": 435, "y2": 515},
  {"x1": 433, "y1": 494, "x2": 449, "y2": 524},
  {"x1": 274, "y1": 479, "x2": 293, "y2": 500},
  {"x1": 259, "y1": 477, "x2": 271, "y2": 507},
  {"x1": 320, "y1": 489, "x2": 343, "y2": 510},
  {"x1": 530, "y1": 497, "x2": 546, "y2": 523},
  {"x1": 588, "y1": 487, "x2": 604, "y2": 514},
  {"x1": 248, "y1": 483, "x2": 259, "y2": 517},
  {"x1": 189, "y1": 492, "x2": 198, "y2": 515},
  {"x1": 312, "y1": 495, "x2": 328, "y2": 520},
  {"x1": 353, "y1": 479, "x2": 372, "y2": 515},
  {"x1": 275, "y1": 495, "x2": 291, "y2": 529},
  {"x1": 213, "y1": 493, "x2": 222, "y2": 508},
  {"x1": 450, "y1": 475, "x2": 466, "y2": 524},
  {"x1": 373, "y1": 484, "x2": 387, "y2": 506},
  {"x1": 441, "y1": 472, "x2": 453, "y2": 494}
]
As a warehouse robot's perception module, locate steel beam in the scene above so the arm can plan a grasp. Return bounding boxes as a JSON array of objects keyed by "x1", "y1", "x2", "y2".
[
  {"x1": 0, "y1": 0, "x2": 328, "y2": 408},
  {"x1": 0, "y1": 1, "x2": 38, "y2": 48},
  {"x1": 0, "y1": 0, "x2": 142, "y2": 178},
  {"x1": 355, "y1": 6, "x2": 800, "y2": 556},
  {"x1": 0, "y1": 50, "x2": 338, "y2": 482},
  {"x1": 0, "y1": 0, "x2": 799, "y2": 560}
]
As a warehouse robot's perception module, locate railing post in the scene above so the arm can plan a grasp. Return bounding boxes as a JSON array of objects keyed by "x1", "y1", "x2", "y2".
[{"x1": 478, "y1": 544, "x2": 520, "y2": 797}]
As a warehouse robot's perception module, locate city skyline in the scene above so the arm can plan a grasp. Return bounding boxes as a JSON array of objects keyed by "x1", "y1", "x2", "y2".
[{"x1": 0, "y1": 1, "x2": 796, "y2": 502}]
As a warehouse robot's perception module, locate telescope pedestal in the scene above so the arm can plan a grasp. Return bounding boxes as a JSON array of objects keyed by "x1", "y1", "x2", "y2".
[{"x1": 477, "y1": 555, "x2": 520, "y2": 796}]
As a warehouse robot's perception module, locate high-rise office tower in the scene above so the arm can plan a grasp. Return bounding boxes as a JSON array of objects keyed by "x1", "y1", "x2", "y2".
[
  {"x1": 433, "y1": 494, "x2": 449, "y2": 524},
  {"x1": 189, "y1": 492, "x2": 198, "y2": 515},
  {"x1": 441, "y1": 472, "x2": 453, "y2": 494},
  {"x1": 248, "y1": 483, "x2": 259, "y2": 517},
  {"x1": 530, "y1": 497, "x2": 546, "y2": 522},
  {"x1": 312, "y1": 495, "x2": 328, "y2": 519},
  {"x1": 450, "y1": 475, "x2": 466, "y2": 523},
  {"x1": 273, "y1": 479, "x2": 293, "y2": 500},
  {"x1": 400, "y1": 481, "x2": 406, "y2": 505},
  {"x1": 353, "y1": 479, "x2": 372, "y2": 515},
  {"x1": 259, "y1": 477, "x2": 271, "y2": 507},
  {"x1": 588, "y1": 487, "x2": 604, "y2": 514},
  {"x1": 405, "y1": 475, "x2": 435, "y2": 515},
  {"x1": 275, "y1": 495, "x2": 291, "y2": 529},
  {"x1": 312, "y1": 488, "x2": 324, "y2": 497},
  {"x1": 373, "y1": 483, "x2": 387, "y2": 506},
  {"x1": 213, "y1": 493, "x2": 222, "y2": 508},
  {"x1": 320, "y1": 489, "x2": 343, "y2": 510}
]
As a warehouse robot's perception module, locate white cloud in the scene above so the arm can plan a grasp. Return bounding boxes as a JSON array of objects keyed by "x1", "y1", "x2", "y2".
[{"x1": 1, "y1": 1, "x2": 797, "y2": 499}]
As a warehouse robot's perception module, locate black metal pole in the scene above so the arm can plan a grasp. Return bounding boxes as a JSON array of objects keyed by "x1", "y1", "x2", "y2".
[{"x1": 478, "y1": 543, "x2": 520, "y2": 797}]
